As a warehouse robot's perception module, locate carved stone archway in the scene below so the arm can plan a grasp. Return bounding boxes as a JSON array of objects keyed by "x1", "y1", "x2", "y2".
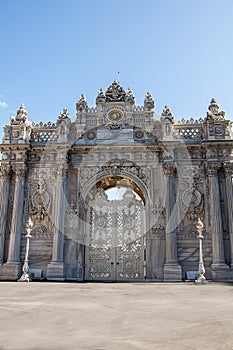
[{"x1": 81, "y1": 173, "x2": 150, "y2": 282}]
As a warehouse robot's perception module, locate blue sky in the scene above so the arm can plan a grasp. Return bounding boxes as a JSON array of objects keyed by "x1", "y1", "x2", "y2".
[{"x1": 1, "y1": 0, "x2": 233, "y2": 140}]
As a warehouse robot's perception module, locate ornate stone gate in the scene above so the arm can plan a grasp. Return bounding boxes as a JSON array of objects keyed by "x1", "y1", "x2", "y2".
[
  {"x1": 85, "y1": 188, "x2": 145, "y2": 281},
  {"x1": 1, "y1": 81, "x2": 233, "y2": 282}
]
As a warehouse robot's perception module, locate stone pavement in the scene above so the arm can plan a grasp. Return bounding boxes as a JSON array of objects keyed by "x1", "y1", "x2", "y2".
[{"x1": 0, "y1": 282, "x2": 233, "y2": 350}]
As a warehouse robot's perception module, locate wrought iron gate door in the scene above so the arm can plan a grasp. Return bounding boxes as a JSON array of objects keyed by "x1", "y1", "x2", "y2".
[{"x1": 85, "y1": 189, "x2": 145, "y2": 282}]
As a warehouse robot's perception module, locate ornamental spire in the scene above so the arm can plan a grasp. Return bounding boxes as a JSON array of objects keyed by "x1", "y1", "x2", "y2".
[
  {"x1": 10, "y1": 103, "x2": 28, "y2": 125},
  {"x1": 206, "y1": 98, "x2": 225, "y2": 121}
]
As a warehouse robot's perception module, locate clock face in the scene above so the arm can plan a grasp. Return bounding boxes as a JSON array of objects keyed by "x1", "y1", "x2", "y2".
[{"x1": 107, "y1": 109, "x2": 124, "y2": 123}]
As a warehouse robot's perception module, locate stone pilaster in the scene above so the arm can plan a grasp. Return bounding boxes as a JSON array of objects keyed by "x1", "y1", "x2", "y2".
[
  {"x1": 163, "y1": 161, "x2": 182, "y2": 281},
  {"x1": 223, "y1": 163, "x2": 233, "y2": 268},
  {"x1": 0, "y1": 166, "x2": 11, "y2": 264},
  {"x1": 47, "y1": 162, "x2": 68, "y2": 280},
  {"x1": 207, "y1": 162, "x2": 230, "y2": 279},
  {"x1": 5, "y1": 166, "x2": 26, "y2": 279}
]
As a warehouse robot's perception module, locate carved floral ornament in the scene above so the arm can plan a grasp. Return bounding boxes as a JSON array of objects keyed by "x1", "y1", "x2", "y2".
[
  {"x1": 79, "y1": 162, "x2": 151, "y2": 189},
  {"x1": 30, "y1": 180, "x2": 51, "y2": 221}
]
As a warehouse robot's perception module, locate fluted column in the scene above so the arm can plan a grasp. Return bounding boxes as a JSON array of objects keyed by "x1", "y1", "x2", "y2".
[
  {"x1": 207, "y1": 162, "x2": 229, "y2": 279},
  {"x1": 0, "y1": 166, "x2": 11, "y2": 264},
  {"x1": 223, "y1": 163, "x2": 233, "y2": 268},
  {"x1": 47, "y1": 163, "x2": 68, "y2": 280},
  {"x1": 6, "y1": 166, "x2": 26, "y2": 269},
  {"x1": 163, "y1": 161, "x2": 182, "y2": 281}
]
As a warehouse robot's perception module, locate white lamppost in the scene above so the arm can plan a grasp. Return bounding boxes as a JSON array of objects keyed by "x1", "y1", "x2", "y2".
[
  {"x1": 18, "y1": 217, "x2": 33, "y2": 282},
  {"x1": 195, "y1": 218, "x2": 208, "y2": 284}
]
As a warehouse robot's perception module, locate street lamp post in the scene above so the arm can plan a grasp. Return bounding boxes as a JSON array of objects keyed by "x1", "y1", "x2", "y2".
[
  {"x1": 18, "y1": 217, "x2": 33, "y2": 282},
  {"x1": 195, "y1": 218, "x2": 208, "y2": 284}
]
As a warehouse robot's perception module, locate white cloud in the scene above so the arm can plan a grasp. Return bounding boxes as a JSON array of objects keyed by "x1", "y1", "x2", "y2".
[{"x1": 0, "y1": 101, "x2": 8, "y2": 108}]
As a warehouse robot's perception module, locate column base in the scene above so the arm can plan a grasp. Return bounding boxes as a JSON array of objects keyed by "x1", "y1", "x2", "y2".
[
  {"x1": 0, "y1": 262, "x2": 22, "y2": 280},
  {"x1": 164, "y1": 262, "x2": 182, "y2": 282},
  {"x1": 47, "y1": 262, "x2": 65, "y2": 281},
  {"x1": 211, "y1": 263, "x2": 231, "y2": 281}
]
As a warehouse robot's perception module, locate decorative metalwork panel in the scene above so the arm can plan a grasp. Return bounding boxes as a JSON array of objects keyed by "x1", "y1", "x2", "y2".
[{"x1": 85, "y1": 189, "x2": 145, "y2": 281}]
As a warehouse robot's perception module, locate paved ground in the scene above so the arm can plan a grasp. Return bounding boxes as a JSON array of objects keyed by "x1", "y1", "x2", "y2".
[{"x1": 0, "y1": 282, "x2": 233, "y2": 350}]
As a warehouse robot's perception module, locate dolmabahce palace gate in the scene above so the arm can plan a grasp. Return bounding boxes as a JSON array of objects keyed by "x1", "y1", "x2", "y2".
[{"x1": 1, "y1": 81, "x2": 233, "y2": 282}]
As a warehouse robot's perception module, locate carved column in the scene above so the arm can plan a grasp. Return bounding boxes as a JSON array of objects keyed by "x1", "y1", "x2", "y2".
[
  {"x1": 223, "y1": 163, "x2": 233, "y2": 268},
  {"x1": 0, "y1": 166, "x2": 11, "y2": 264},
  {"x1": 47, "y1": 163, "x2": 68, "y2": 280},
  {"x1": 163, "y1": 161, "x2": 182, "y2": 281},
  {"x1": 6, "y1": 166, "x2": 26, "y2": 278},
  {"x1": 207, "y1": 162, "x2": 229, "y2": 279}
]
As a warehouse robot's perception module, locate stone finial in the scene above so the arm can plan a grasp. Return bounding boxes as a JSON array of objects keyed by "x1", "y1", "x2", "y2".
[
  {"x1": 125, "y1": 87, "x2": 135, "y2": 104},
  {"x1": 206, "y1": 98, "x2": 225, "y2": 121},
  {"x1": 105, "y1": 81, "x2": 126, "y2": 102},
  {"x1": 161, "y1": 105, "x2": 174, "y2": 123},
  {"x1": 96, "y1": 88, "x2": 106, "y2": 104},
  {"x1": 57, "y1": 108, "x2": 69, "y2": 122},
  {"x1": 144, "y1": 92, "x2": 154, "y2": 110},
  {"x1": 10, "y1": 103, "x2": 28, "y2": 125},
  {"x1": 76, "y1": 94, "x2": 88, "y2": 112}
]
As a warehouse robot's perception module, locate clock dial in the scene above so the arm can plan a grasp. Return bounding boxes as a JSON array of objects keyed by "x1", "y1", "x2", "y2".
[{"x1": 107, "y1": 109, "x2": 124, "y2": 123}]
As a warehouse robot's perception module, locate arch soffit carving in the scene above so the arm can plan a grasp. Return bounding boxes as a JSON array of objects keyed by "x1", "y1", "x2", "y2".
[{"x1": 80, "y1": 169, "x2": 152, "y2": 208}]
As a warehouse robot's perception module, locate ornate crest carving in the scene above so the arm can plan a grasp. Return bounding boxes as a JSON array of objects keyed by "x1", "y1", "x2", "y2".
[
  {"x1": 105, "y1": 81, "x2": 126, "y2": 102},
  {"x1": 30, "y1": 180, "x2": 51, "y2": 221}
]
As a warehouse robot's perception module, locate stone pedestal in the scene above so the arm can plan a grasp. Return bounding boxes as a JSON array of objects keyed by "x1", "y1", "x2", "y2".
[
  {"x1": 0, "y1": 262, "x2": 21, "y2": 280},
  {"x1": 211, "y1": 263, "x2": 232, "y2": 281},
  {"x1": 47, "y1": 262, "x2": 65, "y2": 281},
  {"x1": 164, "y1": 262, "x2": 182, "y2": 281}
]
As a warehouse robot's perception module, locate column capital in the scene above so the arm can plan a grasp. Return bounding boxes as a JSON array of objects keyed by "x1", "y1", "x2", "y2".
[
  {"x1": 0, "y1": 165, "x2": 12, "y2": 179},
  {"x1": 223, "y1": 162, "x2": 233, "y2": 177},
  {"x1": 54, "y1": 163, "x2": 69, "y2": 180},
  {"x1": 12, "y1": 165, "x2": 27, "y2": 179},
  {"x1": 206, "y1": 161, "x2": 221, "y2": 176},
  {"x1": 163, "y1": 161, "x2": 176, "y2": 177}
]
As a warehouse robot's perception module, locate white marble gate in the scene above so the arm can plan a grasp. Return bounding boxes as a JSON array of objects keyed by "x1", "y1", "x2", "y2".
[{"x1": 85, "y1": 188, "x2": 145, "y2": 281}]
